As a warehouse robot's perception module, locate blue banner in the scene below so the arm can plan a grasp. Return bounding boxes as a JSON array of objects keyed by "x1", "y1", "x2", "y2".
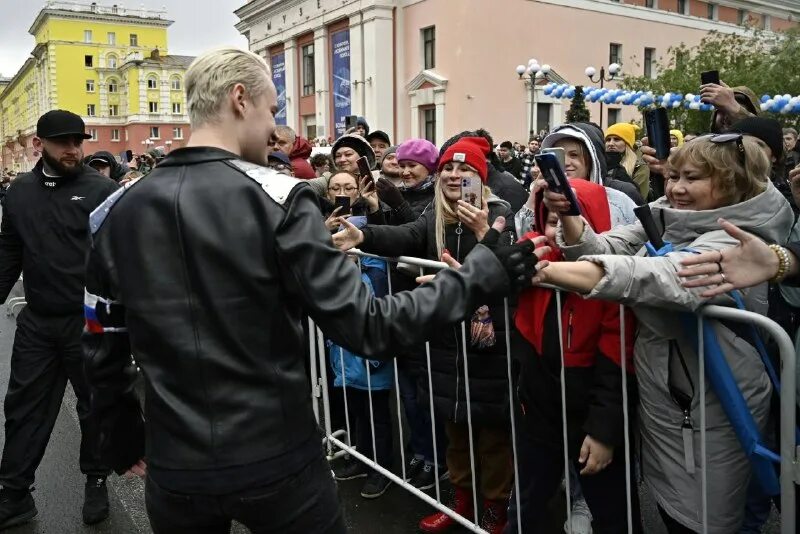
[
  {"x1": 271, "y1": 52, "x2": 287, "y2": 125},
  {"x1": 330, "y1": 29, "x2": 351, "y2": 138}
]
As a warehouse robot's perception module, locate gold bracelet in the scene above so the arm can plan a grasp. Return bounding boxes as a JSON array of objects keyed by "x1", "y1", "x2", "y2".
[{"x1": 769, "y1": 244, "x2": 791, "y2": 283}]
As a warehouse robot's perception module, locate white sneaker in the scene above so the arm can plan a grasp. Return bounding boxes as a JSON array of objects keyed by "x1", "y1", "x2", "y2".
[{"x1": 563, "y1": 495, "x2": 593, "y2": 534}]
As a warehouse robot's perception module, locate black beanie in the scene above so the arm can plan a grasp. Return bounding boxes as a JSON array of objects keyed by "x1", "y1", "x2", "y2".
[{"x1": 728, "y1": 117, "x2": 784, "y2": 161}]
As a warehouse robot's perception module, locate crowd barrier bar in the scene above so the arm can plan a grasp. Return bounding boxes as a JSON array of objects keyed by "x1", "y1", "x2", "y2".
[{"x1": 307, "y1": 251, "x2": 798, "y2": 534}]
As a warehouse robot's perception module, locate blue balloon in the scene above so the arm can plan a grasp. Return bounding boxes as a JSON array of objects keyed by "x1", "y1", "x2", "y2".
[{"x1": 761, "y1": 95, "x2": 770, "y2": 103}]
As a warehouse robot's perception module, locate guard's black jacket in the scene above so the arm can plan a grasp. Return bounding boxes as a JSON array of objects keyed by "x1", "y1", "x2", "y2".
[
  {"x1": 82, "y1": 147, "x2": 514, "y2": 486},
  {"x1": 0, "y1": 160, "x2": 118, "y2": 315}
]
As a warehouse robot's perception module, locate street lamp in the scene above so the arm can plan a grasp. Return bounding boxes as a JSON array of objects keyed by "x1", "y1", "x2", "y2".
[
  {"x1": 165, "y1": 139, "x2": 173, "y2": 153},
  {"x1": 516, "y1": 58, "x2": 552, "y2": 138},
  {"x1": 585, "y1": 63, "x2": 621, "y2": 129}
]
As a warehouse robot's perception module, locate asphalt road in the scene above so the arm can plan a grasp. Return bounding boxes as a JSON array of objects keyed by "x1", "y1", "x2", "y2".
[{"x1": 0, "y1": 281, "x2": 782, "y2": 533}]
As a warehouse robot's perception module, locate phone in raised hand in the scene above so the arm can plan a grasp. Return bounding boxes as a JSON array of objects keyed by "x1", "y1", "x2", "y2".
[
  {"x1": 460, "y1": 176, "x2": 483, "y2": 209},
  {"x1": 534, "y1": 152, "x2": 581, "y2": 217}
]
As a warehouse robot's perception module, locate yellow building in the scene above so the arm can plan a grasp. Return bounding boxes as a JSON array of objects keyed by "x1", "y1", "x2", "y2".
[{"x1": 1, "y1": 1, "x2": 193, "y2": 171}]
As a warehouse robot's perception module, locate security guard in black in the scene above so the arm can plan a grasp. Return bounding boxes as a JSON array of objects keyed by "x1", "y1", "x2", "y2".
[{"x1": 0, "y1": 110, "x2": 118, "y2": 529}]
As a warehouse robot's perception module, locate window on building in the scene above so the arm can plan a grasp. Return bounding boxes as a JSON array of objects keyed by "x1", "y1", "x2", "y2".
[
  {"x1": 85, "y1": 55, "x2": 94, "y2": 68},
  {"x1": 89, "y1": 128, "x2": 98, "y2": 141},
  {"x1": 677, "y1": 0, "x2": 688, "y2": 14},
  {"x1": 707, "y1": 2, "x2": 717, "y2": 20},
  {"x1": 170, "y1": 76, "x2": 181, "y2": 90},
  {"x1": 149, "y1": 101, "x2": 158, "y2": 113},
  {"x1": 109, "y1": 104, "x2": 119, "y2": 116},
  {"x1": 86, "y1": 80, "x2": 95, "y2": 92},
  {"x1": 107, "y1": 79, "x2": 118, "y2": 93},
  {"x1": 608, "y1": 108, "x2": 621, "y2": 126},
  {"x1": 147, "y1": 76, "x2": 158, "y2": 89},
  {"x1": 87, "y1": 104, "x2": 96, "y2": 117},
  {"x1": 172, "y1": 102, "x2": 181, "y2": 114},
  {"x1": 422, "y1": 106, "x2": 436, "y2": 144},
  {"x1": 107, "y1": 54, "x2": 117, "y2": 69},
  {"x1": 84, "y1": 30, "x2": 93, "y2": 43},
  {"x1": 645, "y1": 0, "x2": 656, "y2": 7},
  {"x1": 130, "y1": 34, "x2": 138, "y2": 46},
  {"x1": 644, "y1": 47, "x2": 655, "y2": 78},
  {"x1": 150, "y1": 126, "x2": 160, "y2": 139},
  {"x1": 173, "y1": 127, "x2": 183, "y2": 139},
  {"x1": 301, "y1": 44, "x2": 315, "y2": 96},
  {"x1": 609, "y1": 43, "x2": 622, "y2": 66},
  {"x1": 111, "y1": 129, "x2": 120, "y2": 141},
  {"x1": 762, "y1": 14, "x2": 770, "y2": 30},
  {"x1": 422, "y1": 26, "x2": 436, "y2": 70},
  {"x1": 107, "y1": 32, "x2": 116, "y2": 45}
]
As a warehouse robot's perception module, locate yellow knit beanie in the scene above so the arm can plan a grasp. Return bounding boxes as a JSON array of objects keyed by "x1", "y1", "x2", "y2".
[{"x1": 605, "y1": 123, "x2": 636, "y2": 149}]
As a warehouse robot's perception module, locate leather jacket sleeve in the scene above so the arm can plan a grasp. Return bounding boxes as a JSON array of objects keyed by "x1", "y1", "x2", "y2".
[
  {"x1": 82, "y1": 228, "x2": 145, "y2": 475},
  {"x1": 359, "y1": 209, "x2": 431, "y2": 258},
  {"x1": 276, "y1": 187, "x2": 510, "y2": 358}
]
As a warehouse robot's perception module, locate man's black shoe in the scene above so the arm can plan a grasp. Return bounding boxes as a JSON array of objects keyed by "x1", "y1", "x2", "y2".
[
  {"x1": 82, "y1": 476, "x2": 109, "y2": 525},
  {"x1": 0, "y1": 490, "x2": 36, "y2": 530},
  {"x1": 333, "y1": 460, "x2": 369, "y2": 481}
]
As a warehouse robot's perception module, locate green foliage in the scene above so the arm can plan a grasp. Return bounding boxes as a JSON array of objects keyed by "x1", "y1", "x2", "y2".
[
  {"x1": 620, "y1": 27, "x2": 800, "y2": 133},
  {"x1": 566, "y1": 86, "x2": 592, "y2": 123}
]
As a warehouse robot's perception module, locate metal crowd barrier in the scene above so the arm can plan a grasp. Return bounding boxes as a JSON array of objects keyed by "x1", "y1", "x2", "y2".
[{"x1": 306, "y1": 251, "x2": 798, "y2": 534}]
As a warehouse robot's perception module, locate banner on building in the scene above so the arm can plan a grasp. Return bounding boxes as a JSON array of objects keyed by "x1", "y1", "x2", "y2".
[
  {"x1": 271, "y1": 53, "x2": 287, "y2": 125},
  {"x1": 330, "y1": 29, "x2": 351, "y2": 138}
]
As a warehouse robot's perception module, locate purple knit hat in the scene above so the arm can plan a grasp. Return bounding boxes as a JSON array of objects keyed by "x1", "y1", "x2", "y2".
[{"x1": 396, "y1": 138, "x2": 438, "y2": 174}]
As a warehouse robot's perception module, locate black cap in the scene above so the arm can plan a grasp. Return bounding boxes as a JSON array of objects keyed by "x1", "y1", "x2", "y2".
[
  {"x1": 366, "y1": 130, "x2": 391, "y2": 146},
  {"x1": 36, "y1": 110, "x2": 91, "y2": 139},
  {"x1": 728, "y1": 116, "x2": 784, "y2": 161}
]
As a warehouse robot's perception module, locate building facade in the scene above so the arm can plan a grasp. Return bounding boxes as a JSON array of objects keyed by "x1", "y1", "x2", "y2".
[
  {"x1": 235, "y1": 0, "x2": 800, "y2": 146},
  {"x1": 0, "y1": 1, "x2": 194, "y2": 172}
]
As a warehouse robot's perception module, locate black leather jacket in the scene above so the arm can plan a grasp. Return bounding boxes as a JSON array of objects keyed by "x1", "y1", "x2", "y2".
[{"x1": 82, "y1": 146, "x2": 513, "y2": 475}]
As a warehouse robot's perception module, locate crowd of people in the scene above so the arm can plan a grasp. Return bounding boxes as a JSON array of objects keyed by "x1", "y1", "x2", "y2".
[
  {"x1": 0, "y1": 45, "x2": 798, "y2": 534},
  {"x1": 261, "y1": 78, "x2": 800, "y2": 534}
]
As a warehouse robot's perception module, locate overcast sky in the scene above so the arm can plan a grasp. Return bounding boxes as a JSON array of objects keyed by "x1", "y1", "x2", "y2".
[{"x1": 0, "y1": 0, "x2": 249, "y2": 78}]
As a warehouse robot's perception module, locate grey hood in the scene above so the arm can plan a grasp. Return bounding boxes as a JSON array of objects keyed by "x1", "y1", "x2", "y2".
[
  {"x1": 541, "y1": 123, "x2": 607, "y2": 185},
  {"x1": 650, "y1": 180, "x2": 794, "y2": 247}
]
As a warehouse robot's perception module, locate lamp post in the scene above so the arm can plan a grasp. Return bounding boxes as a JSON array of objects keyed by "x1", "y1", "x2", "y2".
[
  {"x1": 585, "y1": 63, "x2": 621, "y2": 129},
  {"x1": 516, "y1": 59, "x2": 551, "y2": 138},
  {"x1": 165, "y1": 139, "x2": 173, "y2": 153}
]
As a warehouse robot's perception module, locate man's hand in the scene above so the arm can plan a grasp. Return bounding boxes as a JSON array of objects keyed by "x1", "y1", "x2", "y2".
[
  {"x1": 124, "y1": 458, "x2": 147, "y2": 478},
  {"x1": 699, "y1": 82, "x2": 738, "y2": 114},
  {"x1": 579, "y1": 435, "x2": 613, "y2": 475},
  {"x1": 375, "y1": 177, "x2": 404, "y2": 209},
  {"x1": 482, "y1": 217, "x2": 550, "y2": 290},
  {"x1": 331, "y1": 218, "x2": 365, "y2": 251}
]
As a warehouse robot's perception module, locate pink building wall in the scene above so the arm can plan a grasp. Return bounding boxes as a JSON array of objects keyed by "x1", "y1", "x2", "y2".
[{"x1": 401, "y1": 0, "x2": 767, "y2": 143}]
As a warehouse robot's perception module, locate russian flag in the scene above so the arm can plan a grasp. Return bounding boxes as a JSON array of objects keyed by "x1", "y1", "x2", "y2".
[{"x1": 84, "y1": 290, "x2": 104, "y2": 334}]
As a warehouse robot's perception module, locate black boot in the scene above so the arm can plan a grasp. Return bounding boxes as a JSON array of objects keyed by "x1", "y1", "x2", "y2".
[
  {"x1": 82, "y1": 476, "x2": 109, "y2": 525},
  {"x1": 0, "y1": 488, "x2": 36, "y2": 530}
]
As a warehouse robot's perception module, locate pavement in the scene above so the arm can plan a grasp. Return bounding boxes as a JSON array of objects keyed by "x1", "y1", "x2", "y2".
[{"x1": 0, "y1": 280, "x2": 783, "y2": 533}]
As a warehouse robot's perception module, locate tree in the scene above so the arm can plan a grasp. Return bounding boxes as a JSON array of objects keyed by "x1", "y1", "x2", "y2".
[
  {"x1": 566, "y1": 86, "x2": 591, "y2": 124},
  {"x1": 621, "y1": 26, "x2": 800, "y2": 133}
]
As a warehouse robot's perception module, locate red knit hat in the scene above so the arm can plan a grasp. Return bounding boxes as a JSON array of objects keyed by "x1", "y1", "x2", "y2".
[{"x1": 438, "y1": 137, "x2": 490, "y2": 183}]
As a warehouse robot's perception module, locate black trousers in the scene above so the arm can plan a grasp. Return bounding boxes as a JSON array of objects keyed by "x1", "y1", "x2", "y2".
[
  {"x1": 343, "y1": 388, "x2": 393, "y2": 469},
  {"x1": 0, "y1": 307, "x2": 109, "y2": 490},
  {"x1": 505, "y1": 402, "x2": 641, "y2": 534},
  {"x1": 145, "y1": 454, "x2": 346, "y2": 534}
]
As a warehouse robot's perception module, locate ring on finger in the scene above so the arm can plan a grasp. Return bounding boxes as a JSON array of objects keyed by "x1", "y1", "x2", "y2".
[
  {"x1": 716, "y1": 262, "x2": 723, "y2": 273},
  {"x1": 720, "y1": 272, "x2": 727, "y2": 284}
]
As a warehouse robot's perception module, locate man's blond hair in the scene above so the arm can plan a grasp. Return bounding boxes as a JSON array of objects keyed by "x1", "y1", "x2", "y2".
[{"x1": 185, "y1": 47, "x2": 272, "y2": 127}]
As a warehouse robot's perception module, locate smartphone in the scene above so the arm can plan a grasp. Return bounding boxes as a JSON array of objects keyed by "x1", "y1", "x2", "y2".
[
  {"x1": 334, "y1": 195, "x2": 351, "y2": 214},
  {"x1": 345, "y1": 115, "x2": 358, "y2": 130},
  {"x1": 534, "y1": 153, "x2": 581, "y2": 217},
  {"x1": 700, "y1": 70, "x2": 720, "y2": 86},
  {"x1": 540, "y1": 147, "x2": 566, "y2": 171},
  {"x1": 356, "y1": 156, "x2": 373, "y2": 184},
  {"x1": 460, "y1": 176, "x2": 483, "y2": 209},
  {"x1": 645, "y1": 108, "x2": 672, "y2": 160}
]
